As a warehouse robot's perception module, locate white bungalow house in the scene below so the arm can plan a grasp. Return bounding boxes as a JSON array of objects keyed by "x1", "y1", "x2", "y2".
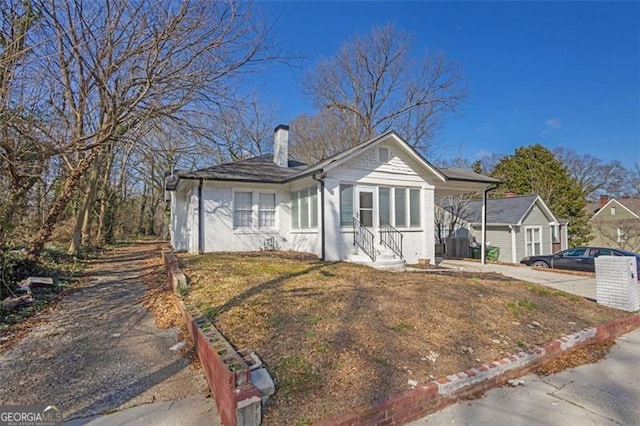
[{"x1": 165, "y1": 125, "x2": 499, "y2": 267}]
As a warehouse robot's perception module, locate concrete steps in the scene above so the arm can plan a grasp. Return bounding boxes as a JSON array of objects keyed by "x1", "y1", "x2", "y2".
[{"x1": 347, "y1": 245, "x2": 406, "y2": 270}]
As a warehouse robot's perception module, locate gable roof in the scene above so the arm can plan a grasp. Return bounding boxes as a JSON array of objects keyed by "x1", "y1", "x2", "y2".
[
  {"x1": 618, "y1": 198, "x2": 640, "y2": 216},
  {"x1": 449, "y1": 194, "x2": 559, "y2": 225},
  {"x1": 166, "y1": 130, "x2": 499, "y2": 189},
  {"x1": 590, "y1": 198, "x2": 640, "y2": 220}
]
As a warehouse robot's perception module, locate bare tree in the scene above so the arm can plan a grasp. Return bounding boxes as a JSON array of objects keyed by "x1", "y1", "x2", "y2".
[
  {"x1": 289, "y1": 109, "x2": 360, "y2": 163},
  {"x1": 0, "y1": 0, "x2": 49, "y2": 248},
  {"x1": 210, "y1": 95, "x2": 277, "y2": 162},
  {"x1": 304, "y1": 23, "x2": 466, "y2": 153},
  {"x1": 434, "y1": 194, "x2": 473, "y2": 246},
  {"x1": 591, "y1": 218, "x2": 640, "y2": 252},
  {"x1": 15, "y1": 0, "x2": 274, "y2": 259},
  {"x1": 554, "y1": 147, "x2": 628, "y2": 199},
  {"x1": 628, "y1": 162, "x2": 640, "y2": 197}
]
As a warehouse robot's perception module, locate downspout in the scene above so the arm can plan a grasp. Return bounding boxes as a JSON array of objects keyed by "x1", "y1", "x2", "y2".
[
  {"x1": 312, "y1": 172, "x2": 325, "y2": 261},
  {"x1": 198, "y1": 178, "x2": 204, "y2": 254}
]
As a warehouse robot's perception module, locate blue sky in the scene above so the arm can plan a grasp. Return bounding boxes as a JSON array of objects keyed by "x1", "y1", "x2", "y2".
[{"x1": 251, "y1": 1, "x2": 639, "y2": 167}]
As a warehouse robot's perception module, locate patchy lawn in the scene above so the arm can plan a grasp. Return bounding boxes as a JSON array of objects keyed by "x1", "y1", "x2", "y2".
[{"x1": 179, "y1": 251, "x2": 630, "y2": 425}]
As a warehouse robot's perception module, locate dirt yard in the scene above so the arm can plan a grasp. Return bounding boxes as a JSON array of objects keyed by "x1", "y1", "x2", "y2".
[{"x1": 179, "y1": 251, "x2": 630, "y2": 425}]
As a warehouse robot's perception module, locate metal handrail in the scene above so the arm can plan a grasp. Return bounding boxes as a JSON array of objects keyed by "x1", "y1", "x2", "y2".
[
  {"x1": 353, "y1": 217, "x2": 376, "y2": 262},
  {"x1": 379, "y1": 219, "x2": 403, "y2": 259}
]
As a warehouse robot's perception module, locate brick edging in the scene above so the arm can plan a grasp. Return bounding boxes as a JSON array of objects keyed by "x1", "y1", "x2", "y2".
[
  {"x1": 162, "y1": 250, "x2": 261, "y2": 426},
  {"x1": 315, "y1": 314, "x2": 640, "y2": 426}
]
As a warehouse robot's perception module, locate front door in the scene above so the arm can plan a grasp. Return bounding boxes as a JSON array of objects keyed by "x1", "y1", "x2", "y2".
[{"x1": 356, "y1": 186, "x2": 376, "y2": 228}]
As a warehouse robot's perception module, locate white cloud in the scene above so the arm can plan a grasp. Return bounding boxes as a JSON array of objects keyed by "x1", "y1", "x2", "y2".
[
  {"x1": 545, "y1": 118, "x2": 561, "y2": 129},
  {"x1": 475, "y1": 150, "x2": 492, "y2": 159}
]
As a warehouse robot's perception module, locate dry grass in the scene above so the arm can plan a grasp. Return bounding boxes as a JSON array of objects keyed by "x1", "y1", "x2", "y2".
[
  {"x1": 179, "y1": 251, "x2": 630, "y2": 425},
  {"x1": 139, "y1": 255, "x2": 200, "y2": 369}
]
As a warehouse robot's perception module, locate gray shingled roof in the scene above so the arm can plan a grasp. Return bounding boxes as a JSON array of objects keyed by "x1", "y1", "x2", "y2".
[
  {"x1": 165, "y1": 131, "x2": 499, "y2": 189},
  {"x1": 168, "y1": 155, "x2": 310, "y2": 185},
  {"x1": 439, "y1": 168, "x2": 500, "y2": 184},
  {"x1": 453, "y1": 194, "x2": 540, "y2": 225}
]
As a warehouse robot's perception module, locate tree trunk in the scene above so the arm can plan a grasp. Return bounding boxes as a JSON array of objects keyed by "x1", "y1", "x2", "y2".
[
  {"x1": 28, "y1": 149, "x2": 99, "y2": 261},
  {"x1": 68, "y1": 150, "x2": 104, "y2": 254},
  {"x1": 96, "y1": 147, "x2": 115, "y2": 244},
  {"x1": 137, "y1": 177, "x2": 148, "y2": 235},
  {"x1": 81, "y1": 153, "x2": 105, "y2": 246}
]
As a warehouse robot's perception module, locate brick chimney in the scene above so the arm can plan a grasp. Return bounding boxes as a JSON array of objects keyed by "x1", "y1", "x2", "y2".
[
  {"x1": 599, "y1": 194, "x2": 609, "y2": 207},
  {"x1": 504, "y1": 191, "x2": 517, "y2": 198},
  {"x1": 273, "y1": 124, "x2": 289, "y2": 168}
]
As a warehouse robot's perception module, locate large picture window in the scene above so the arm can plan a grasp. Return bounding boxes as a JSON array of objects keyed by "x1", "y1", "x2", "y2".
[{"x1": 291, "y1": 187, "x2": 318, "y2": 229}]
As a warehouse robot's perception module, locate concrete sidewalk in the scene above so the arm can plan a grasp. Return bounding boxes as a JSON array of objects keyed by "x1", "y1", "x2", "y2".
[
  {"x1": 64, "y1": 394, "x2": 218, "y2": 426},
  {"x1": 411, "y1": 327, "x2": 640, "y2": 426},
  {"x1": 439, "y1": 259, "x2": 597, "y2": 299}
]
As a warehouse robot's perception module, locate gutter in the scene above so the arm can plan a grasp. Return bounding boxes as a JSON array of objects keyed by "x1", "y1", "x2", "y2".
[{"x1": 312, "y1": 171, "x2": 326, "y2": 260}]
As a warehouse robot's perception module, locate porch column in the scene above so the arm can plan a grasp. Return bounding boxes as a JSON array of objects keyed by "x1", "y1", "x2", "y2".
[
  {"x1": 481, "y1": 188, "x2": 487, "y2": 265},
  {"x1": 322, "y1": 177, "x2": 342, "y2": 261},
  {"x1": 423, "y1": 185, "x2": 435, "y2": 265}
]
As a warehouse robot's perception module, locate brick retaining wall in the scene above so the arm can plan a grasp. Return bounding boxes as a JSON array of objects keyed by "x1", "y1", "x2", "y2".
[
  {"x1": 162, "y1": 250, "x2": 261, "y2": 426},
  {"x1": 315, "y1": 314, "x2": 640, "y2": 426}
]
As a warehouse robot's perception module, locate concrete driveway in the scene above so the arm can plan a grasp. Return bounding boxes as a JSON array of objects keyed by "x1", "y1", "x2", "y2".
[
  {"x1": 439, "y1": 259, "x2": 597, "y2": 299},
  {"x1": 411, "y1": 326, "x2": 640, "y2": 426}
]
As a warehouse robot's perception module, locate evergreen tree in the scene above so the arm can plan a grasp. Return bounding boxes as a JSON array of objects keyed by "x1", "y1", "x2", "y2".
[{"x1": 491, "y1": 144, "x2": 591, "y2": 246}]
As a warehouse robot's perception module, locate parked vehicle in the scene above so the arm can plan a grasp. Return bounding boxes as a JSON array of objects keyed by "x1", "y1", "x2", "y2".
[{"x1": 520, "y1": 247, "x2": 640, "y2": 274}]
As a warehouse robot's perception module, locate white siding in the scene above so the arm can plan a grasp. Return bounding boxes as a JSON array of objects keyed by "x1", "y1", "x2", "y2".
[
  {"x1": 198, "y1": 181, "x2": 321, "y2": 255},
  {"x1": 325, "y1": 146, "x2": 436, "y2": 264},
  {"x1": 516, "y1": 202, "x2": 554, "y2": 261}
]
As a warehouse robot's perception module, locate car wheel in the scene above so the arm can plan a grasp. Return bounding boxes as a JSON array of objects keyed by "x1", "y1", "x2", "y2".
[{"x1": 532, "y1": 260, "x2": 550, "y2": 268}]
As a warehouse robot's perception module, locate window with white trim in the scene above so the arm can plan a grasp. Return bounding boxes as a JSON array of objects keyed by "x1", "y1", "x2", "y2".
[
  {"x1": 379, "y1": 187, "x2": 390, "y2": 224},
  {"x1": 611, "y1": 207, "x2": 616, "y2": 216},
  {"x1": 378, "y1": 147, "x2": 390, "y2": 162},
  {"x1": 525, "y1": 226, "x2": 542, "y2": 255},
  {"x1": 233, "y1": 192, "x2": 253, "y2": 228},
  {"x1": 617, "y1": 228, "x2": 627, "y2": 243},
  {"x1": 258, "y1": 193, "x2": 276, "y2": 228},
  {"x1": 340, "y1": 184, "x2": 353, "y2": 226},
  {"x1": 409, "y1": 188, "x2": 421, "y2": 227},
  {"x1": 291, "y1": 187, "x2": 318, "y2": 229},
  {"x1": 394, "y1": 188, "x2": 406, "y2": 227},
  {"x1": 551, "y1": 225, "x2": 559, "y2": 243}
]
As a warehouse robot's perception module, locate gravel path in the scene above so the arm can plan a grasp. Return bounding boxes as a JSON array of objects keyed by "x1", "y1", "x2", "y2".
[{"x1": 0, "y1": 242, "x2": 211, "y2": 421}]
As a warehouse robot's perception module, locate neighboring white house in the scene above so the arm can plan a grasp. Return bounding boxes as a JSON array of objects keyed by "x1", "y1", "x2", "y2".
[
  {"x1": 438, "y1": 194, "x2": 569, "y2": 263},
  {"x1": 165, "y1": 125, "x2": 499, "y2": 266}
]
